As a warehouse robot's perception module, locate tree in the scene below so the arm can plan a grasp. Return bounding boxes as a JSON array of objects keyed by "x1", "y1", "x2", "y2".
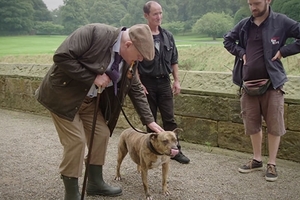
[
  {"x1": 272, "y1": 0, "x2": 300, "y2": 45},
  {"x1": 162, "y1": 21, "x2": 185, "y2": 35},
  {"x1": 225, "y1": 0, "x2": 246, "y2": 15},
  {"x1": 0, "y1": 0, "x2": 34, "y2": 34},
  {"x1": 154, "y1": 0, "x2": 179, "y2": 23},
  {"x1": 34, "y1": 21, "x2": 64, "y2": 35},
  {"x1": 51, "y1": 8, "x2": 63, "y2": 25},
  {"x1": 185, "y1": 0, "x2": 205, "y2": 25},
  {"x1": 273, "y1": 0, "x2": 300, "y2": 22},
  {"x1": 87, "y1": 0, "x2": 127, "y2": 26},
  {"x1": 205, "y1": 0, "x2": 239, "y2": 15},
  {"x1": 60, "y1": 0, "x2": 89, "y2": 34},
  {"x1": 234, "y1": 6, "x2": 251, "y2": 25},
  {"x1": 32, "y1": 0, "x2": 52, "y2": 22},
  {"x1": 192, "y1": 12, "x2": 233, "y2": 40},
  {"x1": 271, "y1": 0, "x2": 285, "y2": 12},
  {"x1": 30, "y1": 0, "x2": 54, "y2": 34},
  {"x1": 120, "y1": 0, "x2": 145, "y2": 26},
  {"x1": 176, "y1": 0, "x2": 189, "y2": 22},
  {"x1": 0, "y1": 0, "x2": 261, "y2": 36}
]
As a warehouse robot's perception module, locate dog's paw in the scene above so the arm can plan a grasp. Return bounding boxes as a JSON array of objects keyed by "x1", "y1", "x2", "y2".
[
  {"x1": 136, "y1": 165, "x2": 141, "y2": 173},
  {"x1": 146, "y1": 195, "x2": 153, "y2": 200},
  {"x1": 114, "y1": 176, "x2": 122, "y2": 181},
  {"x1": 163, "y1": 190, "x2": 171, "y2": 196}
]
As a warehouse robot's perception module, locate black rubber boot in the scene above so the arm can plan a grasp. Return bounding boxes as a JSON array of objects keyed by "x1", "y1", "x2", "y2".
[
  {"x1": 86, "y1": 165, "x2": 122, "y2": 196},
  {"x1": 61, "y1": 175, "x2": 81, "y2": 200}
]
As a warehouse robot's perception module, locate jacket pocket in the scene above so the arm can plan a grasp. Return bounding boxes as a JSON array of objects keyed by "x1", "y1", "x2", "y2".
[
  {"x1": 164, "y1": 45, "x2": 173, "y2": 63},
  {"x1": 232, "y1": 57, "x2": 243, "y2": 86},
  {"x1": 50, "y1": 71, "x2": 73, "y2": 87}
]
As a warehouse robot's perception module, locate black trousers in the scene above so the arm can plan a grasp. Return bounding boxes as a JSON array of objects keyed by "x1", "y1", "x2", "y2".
[{"x1": 140, "y1": 76, "x2": 181, "y2": 149}]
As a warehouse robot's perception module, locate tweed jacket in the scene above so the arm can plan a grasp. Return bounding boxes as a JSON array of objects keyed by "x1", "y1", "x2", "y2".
[{"x1": 35, "y1": 23, "x2": 154, "y2": 133}]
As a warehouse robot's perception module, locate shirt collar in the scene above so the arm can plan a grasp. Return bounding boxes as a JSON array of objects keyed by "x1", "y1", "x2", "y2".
[{"x1": 112, "y1": 29, "x2": 125, "y2": 54}]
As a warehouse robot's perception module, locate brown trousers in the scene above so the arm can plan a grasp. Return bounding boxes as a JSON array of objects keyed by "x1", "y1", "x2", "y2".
[
  {"x1": 240, "y1": 88, "x2": 285, "y2": 136},
  {"x1": 51, "y1": 96, "x2": 110, "y2": 178}
]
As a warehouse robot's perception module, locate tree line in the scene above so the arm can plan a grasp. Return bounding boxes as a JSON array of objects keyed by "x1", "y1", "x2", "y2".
[{"x1": 0, "y1": 0, "x2": 299, "y2": 38}]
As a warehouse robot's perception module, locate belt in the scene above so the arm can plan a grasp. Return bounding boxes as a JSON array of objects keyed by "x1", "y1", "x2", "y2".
[{"x1": 141, "y1": 74, "x2": 168, "y2": 79}]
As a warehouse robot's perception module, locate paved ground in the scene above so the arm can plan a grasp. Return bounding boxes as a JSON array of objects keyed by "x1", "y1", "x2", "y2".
[{"x1": 1, "y1": 108, "x2": 300, "y2": 200}]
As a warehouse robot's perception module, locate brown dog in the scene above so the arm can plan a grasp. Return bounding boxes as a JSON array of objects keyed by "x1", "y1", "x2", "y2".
[{"x1": 114, "y1": 128, "x2": 180, "y2": 200}]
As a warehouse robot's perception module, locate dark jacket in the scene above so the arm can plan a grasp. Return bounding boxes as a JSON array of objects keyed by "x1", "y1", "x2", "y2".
[
  {"x1": 223, "y1": 8, "x2": 300, "y2": 88},
  {"x1": 138, "y1": 26, "x2": 178, "y2": 77},
  {"x1": 35, "y1": 23, "x2": 154, "y2": 133}
]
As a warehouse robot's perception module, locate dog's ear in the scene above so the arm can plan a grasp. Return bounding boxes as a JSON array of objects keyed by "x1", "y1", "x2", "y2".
[
  {"x1": 150, "y1": 133, "x2": 159, "y2": 140},
  {"x1": 173, "y1": 128, "x2": 183, "y2": 135}
]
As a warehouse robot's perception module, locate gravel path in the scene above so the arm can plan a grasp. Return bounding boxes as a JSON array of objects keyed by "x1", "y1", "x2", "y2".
[{"x1": 1, "y1": 108, "x2": 300, "y2": 200}]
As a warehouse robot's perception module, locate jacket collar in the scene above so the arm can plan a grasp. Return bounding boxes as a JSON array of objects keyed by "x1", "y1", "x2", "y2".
[
  {"x1": 158, "y1": 26, "x2": 171, "y2": 48},
  {"x1": 249, "y1": 6, "x2": 273, "y2": 25}
]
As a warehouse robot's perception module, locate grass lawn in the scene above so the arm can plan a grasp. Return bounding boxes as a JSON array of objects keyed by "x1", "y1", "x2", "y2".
[
  {"x1": 0, "y1": 35, "x2": 299, "y2": 75},
  {"x1": 0, "y1": 35, "x2": 222, "y2": 56},
  {"x1": 0, "y1": 35, "x2": 67, "y2": 56},
  {"x1": 175, "y1": 35, "x2": 223, "y2": 47}
]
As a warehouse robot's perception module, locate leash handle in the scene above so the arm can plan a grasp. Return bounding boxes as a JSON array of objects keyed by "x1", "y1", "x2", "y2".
[{"x1": 98, "y1": 86, "x2": 104, "y2": 94}]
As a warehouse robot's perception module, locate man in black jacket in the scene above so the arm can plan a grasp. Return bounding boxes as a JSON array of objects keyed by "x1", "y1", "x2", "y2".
[
  {"x1": 223, "y1": 0, "x2": 300, "y2": 182},
  {"x1": 138, "y1": 1, "x2": 190, "y2": 164}
]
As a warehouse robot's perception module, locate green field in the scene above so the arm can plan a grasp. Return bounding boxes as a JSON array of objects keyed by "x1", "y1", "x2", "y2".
[
  {"x1": 0, "y1": 35, "x2": 299, "y2": 75},
  {"x1": 0, "y1": 35, "x2": 67, "y2": 56},
  {"x1": 0, "y1": 35, "x2": 222, "y2": 55}
]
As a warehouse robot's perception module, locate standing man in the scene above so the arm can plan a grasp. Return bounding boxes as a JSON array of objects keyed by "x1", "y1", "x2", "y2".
[
  {"x1": 138, "y1": 1, "x2": 190, "y2": 164},
  {"x1": 224, "y1": 0, "x2": 300, "y2": 181},
  {"x1": 35, "y1": 23, "x2": 163, "y2": 200}
]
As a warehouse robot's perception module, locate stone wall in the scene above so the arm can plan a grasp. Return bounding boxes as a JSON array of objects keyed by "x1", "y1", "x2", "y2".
[{"x1": 1, "y1": 64, "x2": 300, "y2": 162}]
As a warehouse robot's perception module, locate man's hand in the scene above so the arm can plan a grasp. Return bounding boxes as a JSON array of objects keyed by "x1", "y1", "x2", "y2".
[
  {"x1": 272, "y1": 51, "x2": 282, "y2": 61},
  {"x1": 243, "y1": 54, "x2": 247, "y2": 65},
  {"x1": 141, "y1": 84, "x2": 149, "y2": 95},
  {"x1": 94, "y1": 74, "x2": 111, "y2": 88},
  {"x1": 172, "y1": 80, "x2": 181, "y2": 95},
  {"x1": 147, "y1": 122, "x2": 164, "y2": 133}
]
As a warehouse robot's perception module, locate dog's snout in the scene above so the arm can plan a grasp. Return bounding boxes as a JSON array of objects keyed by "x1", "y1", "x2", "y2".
[{"x1": 171, "y1": 146, "x2": 178, "y2": 150}]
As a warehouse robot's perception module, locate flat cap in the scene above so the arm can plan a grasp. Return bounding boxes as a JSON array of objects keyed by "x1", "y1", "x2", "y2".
[{"x1": 129, "y1": 24, "x2": 154, "y2": 61}]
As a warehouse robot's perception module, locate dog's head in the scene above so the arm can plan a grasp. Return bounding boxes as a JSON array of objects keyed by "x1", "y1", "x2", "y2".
[{"x1": 149, "y1": 129, "x2": 181, "y2": 157}]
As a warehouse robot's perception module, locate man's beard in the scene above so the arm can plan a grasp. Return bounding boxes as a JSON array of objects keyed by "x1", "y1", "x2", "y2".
[{"x1": 252, "y1": 3, "x2": 268, "y2": 18}]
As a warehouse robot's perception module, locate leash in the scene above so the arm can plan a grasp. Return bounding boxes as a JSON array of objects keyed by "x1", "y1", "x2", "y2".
[
  {"x1": 116, "y1": 95, "x2": 148, "y2": 134},
  {"x1": 117, "y1": 94, "x2": 168, "y2": 156},
  {"x1": 99, "y1": 81, "x2": 148, "y2": 135},
  {"x1": 104, "y1": 60, "x2": 148, "y2": 134}
]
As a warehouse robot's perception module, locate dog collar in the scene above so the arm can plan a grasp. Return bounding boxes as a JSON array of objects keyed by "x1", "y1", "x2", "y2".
[{"x1": 147, "y1": 138, "x2": 164, "y2": 155}]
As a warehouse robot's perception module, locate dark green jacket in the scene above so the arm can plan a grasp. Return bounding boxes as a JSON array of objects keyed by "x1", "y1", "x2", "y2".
[{"x1": 35, "y1": 23, "x2": 154, "y2": 133}]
